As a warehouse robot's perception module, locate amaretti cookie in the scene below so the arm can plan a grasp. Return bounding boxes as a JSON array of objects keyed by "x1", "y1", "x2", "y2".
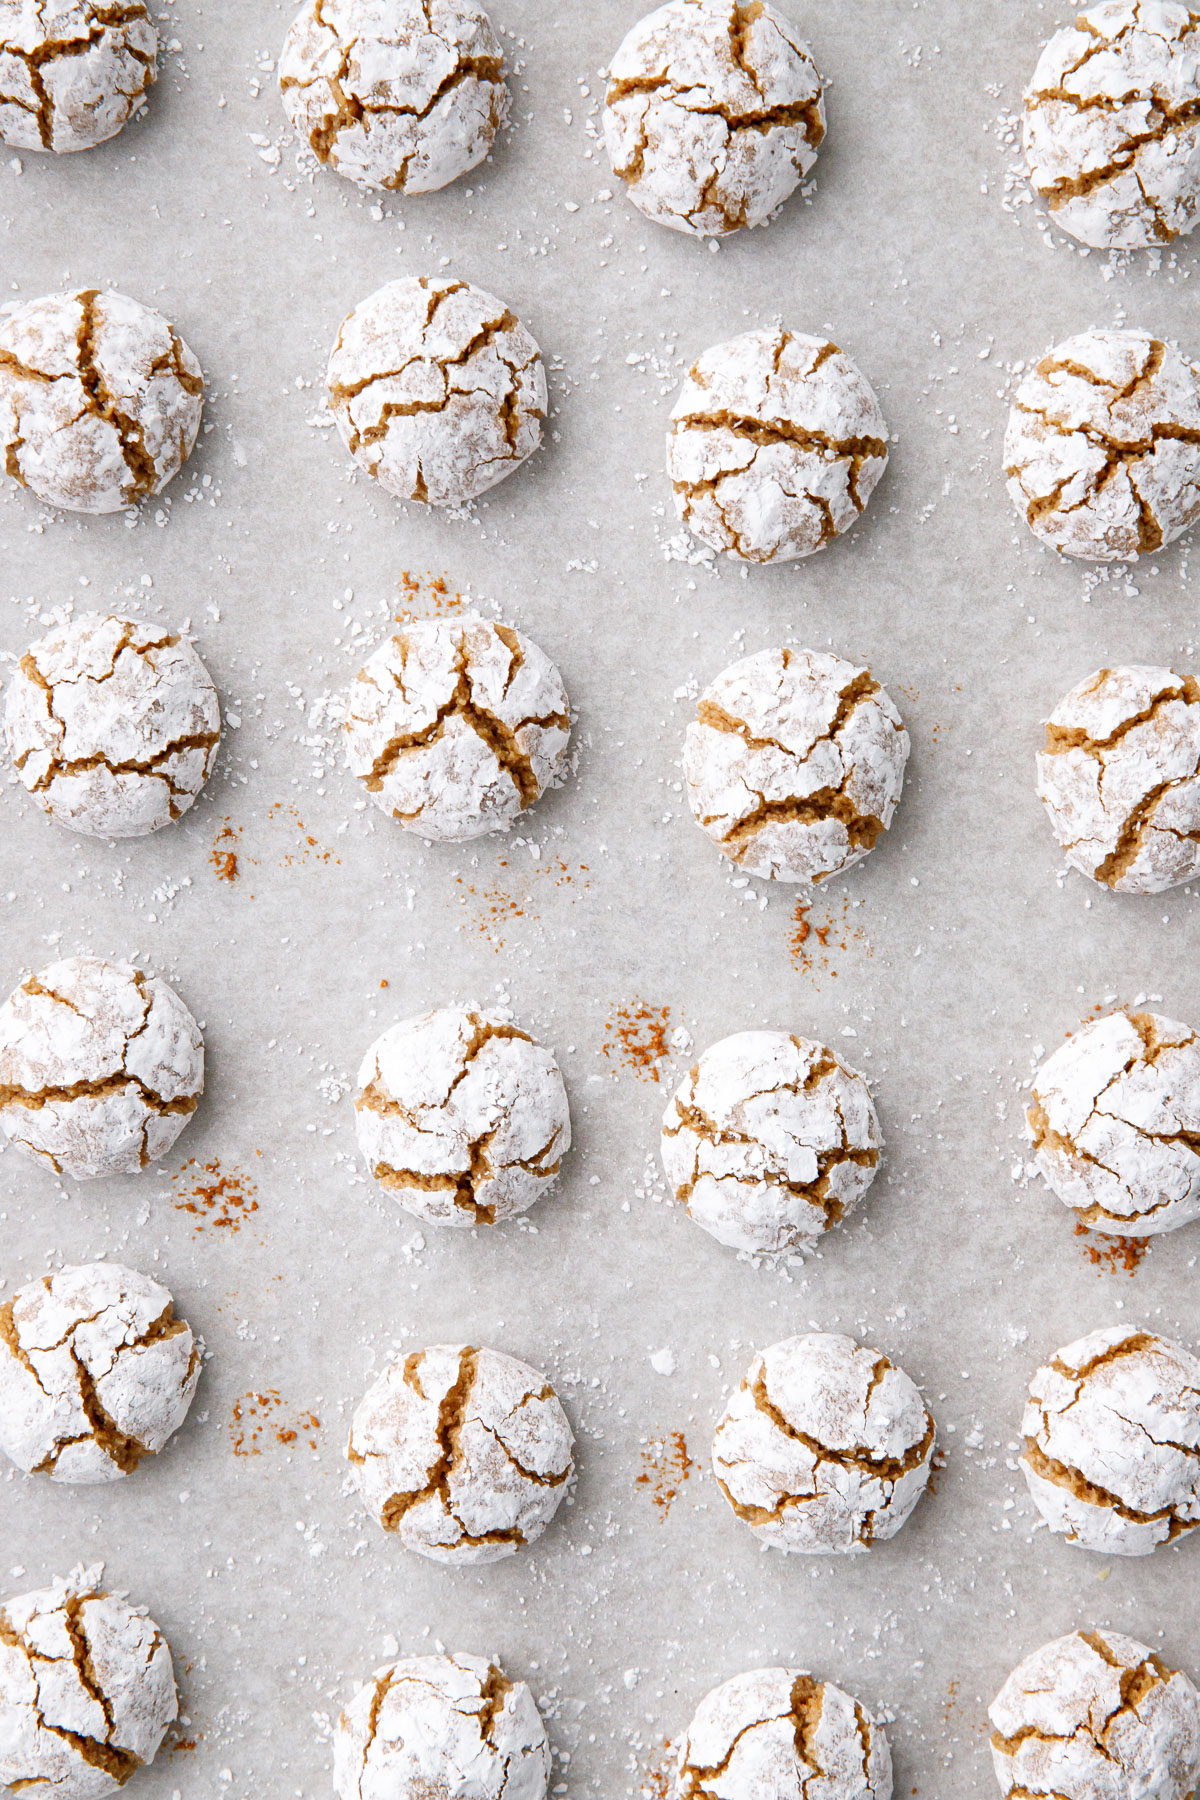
[
  {"x1": 1005, "y1": 329, "x2": 1200, "y2": 561},
  {"x1": 1024, "y1": 1, "x2": 1200, "y2": 249},
  {"x1": 347, "y1": 1343, "x2": 573, "y2": 1564},
  {"x1": 354, "y1": 1006, "x2": 570, "y2": 1225},
  {"x1": 711, "y1": 1331, "x2": 935, "y2": 1553},
  {"x1": 685, "y1": 647, "x2": 909, "y2": 883},
  {"x1": 0, "y1": 1565, "x2": 177, "y2": 1798},
  {"x1": 0, "y1": 288, "x2": 203, "y2": 514},
  {"x1": 0, "y1": 0, "x2": 157, "y2": 154},
  {"x1": 677, "y1": 1667, "x2": 892, "y2": 1800},
  {"x1": 1037, "y1": 664, "x2": 1200, "y2": 894},
  {"x1": 0, "y1": 1263, "x2": 200, "y2": 1482},
  {"x1": 668, "y1": 329, "x2": 888, "y2": 563},
  {"x1": 1020, "y1": 1325, "x2": 1200, "y2": 1555},
  {"x1": 344, "y1": 617, "x2": 570, "y2": 841},
  {"x1": 603, "y1": 0, "x2": 825, "y2": 237},
  {"x1": 280, "y1": 0, "x2": 507, "y2": 195},
  {"x1": 4, "y1": 612, "x2": 221, "y2": 839},
  {"x1": 989, "y1": 1629, "x2": 1200, "y2": 1800},
  {"x1": 660, "y1": 1030, "x2": 880, "y2": 1256},
  {"x1": 333, "y1": 1652, "x2": 549, "y2": 1800},
  {"x1": 1028, "y1": 1007, "x2": 1200, "y2": 1236},
  {"x1": 0, "y1": 955, "x2": 204, "y2": 1179},
  {"x1": 327, "y1": 276, "x2": 545, "y2": 506}
]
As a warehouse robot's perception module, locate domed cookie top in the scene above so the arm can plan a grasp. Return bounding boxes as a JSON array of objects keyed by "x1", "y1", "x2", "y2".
[
  {"x1": 0, "y1": 1, "x2": 157, "y2": 153},
  {"x1": 604, "y1": 0, "x2": 825, "y2": 236},
  {"x1": 280, "y1": 0, "x2": 507, "y2": 194}
]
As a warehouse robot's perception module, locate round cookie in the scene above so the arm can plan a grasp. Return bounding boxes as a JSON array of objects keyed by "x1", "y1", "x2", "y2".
[
  {"x1": 1028, "y1": 1007, "x2": 1200, "y2": 1236},
  {"x1": 1037, "y1": 664, "x2": 1200, "y2": 894},
  {"x1": 1020, "y1": 1326, "x2": 1200, "y2": 1556},
  {"x1": 603, "y1": 0, "x2": 825, "y2": 237},
  {"x1": 1024, "y1": 2, "x2": 1200, "y2": 250},
  {"x1": 1004, "y1": 329, "x2": 1200, "y2": 561},
  {"x1": 0, "y1": 1565, "x2": 177, "y2": 1798},
  {"x1": 989, "y1": 1629, "x2": 1200, "y2": 1800},
  {"x1": 344, "y1": 616, "x2": 570, "y2": 841},
  {"x1": 354, "y1": 1006, "x2": 570, "y2": 1225},
  {"x1": 280, "y1": 0, "x2": 507, "y2": 194},
  {"x1": 333, "y1": 1652, "x2": 549, "y2": 1800},
  {"x1": 346, "y1": 1342, "x2": 574, "y2": 1564},
  {"x1": 660, "y1": 1030, "x2": 880, "y2": 1256},
  {"x1": 685, "y1": 647, "x2": 909, "y2": 883},
  {"x1": 0, "y1": 1263, "x2": 199, "y2": 1483},
  {"x1": 0, "y1": 0, "x2": 157, "y2": 154},
  {"x1": 667, "y1": 329, "x2": 888, "y2": 564},
  {"x1": 0, "y1": 287, "x2": 203, "y2": 514},
  {"x1": 327, "y1": 276, "x2": 545, "y2": 507},
  {"x1": 4, "y1": 612, "x2": 221, "y2": 839},
  {"x1": 0, "y1": 955, "x2": 204, "y2": 1180},
  {"x1": 711, "y1": 1331, "x2": 935, "y2": 1554},
  {"x1": 677, "y1": 1667, "x2": 892, "y2": 1800}
]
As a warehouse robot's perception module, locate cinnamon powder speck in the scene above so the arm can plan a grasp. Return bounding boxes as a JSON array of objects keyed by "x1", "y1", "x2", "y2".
[
  {"x1": 173, "y1": 1158, "x2": 260, "y2": 1233},
  {"x1": 603, "y1": 1000, "x2": 672, "y2": 1082},
  {"x1": 1074, "y1": 1221, "x2": 1150, "y2": 1277},
  {"x1": 636, "y1": 1431, "x2": 695, "y2": 1520}
]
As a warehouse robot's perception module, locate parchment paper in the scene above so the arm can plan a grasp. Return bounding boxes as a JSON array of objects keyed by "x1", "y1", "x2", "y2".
[{"x1": 2, "y1": 2, "x2": 1200, "y2": 1795}]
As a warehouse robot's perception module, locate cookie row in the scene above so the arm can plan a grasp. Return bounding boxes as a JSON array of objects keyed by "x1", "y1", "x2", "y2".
[
  {"x1": 3, "y1": 279, "x2": 1196, "y2": 569},
  {"x1": 12, "y1": 1, "x2": 1200, "y2": 261},
  {"x1": 10, "y1": 611, "x2": 1200, "y2": 899},
  {"x1": 9, "y1": 1255, "x2": 1199, "y2": 1566}
]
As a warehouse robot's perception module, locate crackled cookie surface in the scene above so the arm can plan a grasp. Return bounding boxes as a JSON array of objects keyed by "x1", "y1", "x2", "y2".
[
  {"x1": 4, "y1": 612, "x2": 221, "y2": 839},
  {"x1": 1020, "y1": 1326, "x2": 1200, "y2": 1556},
  {"x1": 1038, "y1": 664, "x2": 1200, "y2": 894},
  {"x1": 603, "y1": 0, "x2": 824, "y2": 237},
  {"x1": 280, "y1": 0, "x2": 507, "y2": 194},
  {"x1": 711, "y1": 1332, "x2": 935, "y2": 1554},
  {"x1": 1029, "y1": 1007, "x2": 1200, "y2": 1236},
  {"x1": 327, "y1": 276, "x2": 545, "y2": 506},
  {"x1": 334, "y1": 1652, "x2": 549, "y2": 1800},
  {"x1": 685, "y1": 648, "x2": 908, "y2": 883},
  {"x1": 0, "y1": 1564, "x2": 176, "y2": 1799},
  {"x1": 668, "y1": 329, "x2": 888, "y2": 563},
  {"x1": 0, "y1": 287, "x2": 202, "y2": 514},
  {"x1": 354, "y1": 1007, "x2": 570, "y2": 1225},
  {"x1": 0, "y1": 955, "x2": 203, "y2": 1180},
  {"x1": 990, "y1": 1629, "x2": 1200, "y2": 1800},
  {"x1": 661, "y1": 1030, "x2": 880, "y2": 1256},
  {"x1": 344, "y1": 616, "x2": 570, "y2": 841},
  {"x1": 347, "y1": 1343, "x2": 573, "y2": 1564},
  {"x1": 1025, "y1": 1, "x2": 1200, "y2": 250},
  {"x1": 1005, "y1": 329, "x2": 1200, "y2": 561},
  {"x1": 677, "y1": 1666, "x2": 892, "y2": 1800},
  {"x1": 0, "y1": 0, "x2": 157, "y2": 154},
  {"x1": 0, "y1": 1262, "x2": 200, "y2": 1483}
]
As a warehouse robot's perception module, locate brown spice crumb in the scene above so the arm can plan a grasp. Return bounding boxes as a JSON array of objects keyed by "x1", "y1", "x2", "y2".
[
  {"x1": 231, "y1": 1389, "x2": 321, "y2": 1456},
  {"x1": 210, "y1": 819, "x2": 242, "y2": 883},
  {"x1": 790, "y1": 895, "x2": 871, "y2": 978},
  {"x1": 603, "y1": 1000, "x2": 672, "y2": 1082},
  {"x1": 172, "y1": 1158, "x2": 260, "y2": 1234},
  {"x1": 395, "y1": 569, "x2": 469, "y2": 622},
  {"x1": 1074, "y1": 1221, "x2": 1150, "y2": 1277},
  {"x1": 455, "y1": 858, "x2": 591, "y2": 954},
  {"x1": 269, "y1": 800, "x2": 339, "y2": 867},
  {"x1": 636, "y1": 1431, "x2": 695, "y2": 1520}
]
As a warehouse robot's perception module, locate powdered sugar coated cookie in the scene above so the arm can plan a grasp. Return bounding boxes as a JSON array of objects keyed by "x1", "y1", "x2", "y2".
[
  {"x1": 604, "y1": 0, "x2": 824, "y2": 236},
  {"x1": 280, "y1": 0, "x2": 507, "y2": 194},
  {"x1": 668, "y1": 329, "x2": 888, "y2": 563},
  {"x1": 0, "y1": 0, "x2": 157, "y2": 154},
  {"x1": 0, "y1": 955, "x2": 204, "y2": 1180},
  {"x1": 677, "y1": 1667, "x2": 892, "y2": 1800},
  {"x1": 327, "y1": 276, "x2": 545, "y2": 506},
  {"x1": 4, "y1": 612, "x2": 220, "y2": 839},
  {"x1": 347, "y1": 1343, "x2": 573, "y2": 1564},
  {"x1": 344, "y1": 616, "x2": 570, "y2": 841}
]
